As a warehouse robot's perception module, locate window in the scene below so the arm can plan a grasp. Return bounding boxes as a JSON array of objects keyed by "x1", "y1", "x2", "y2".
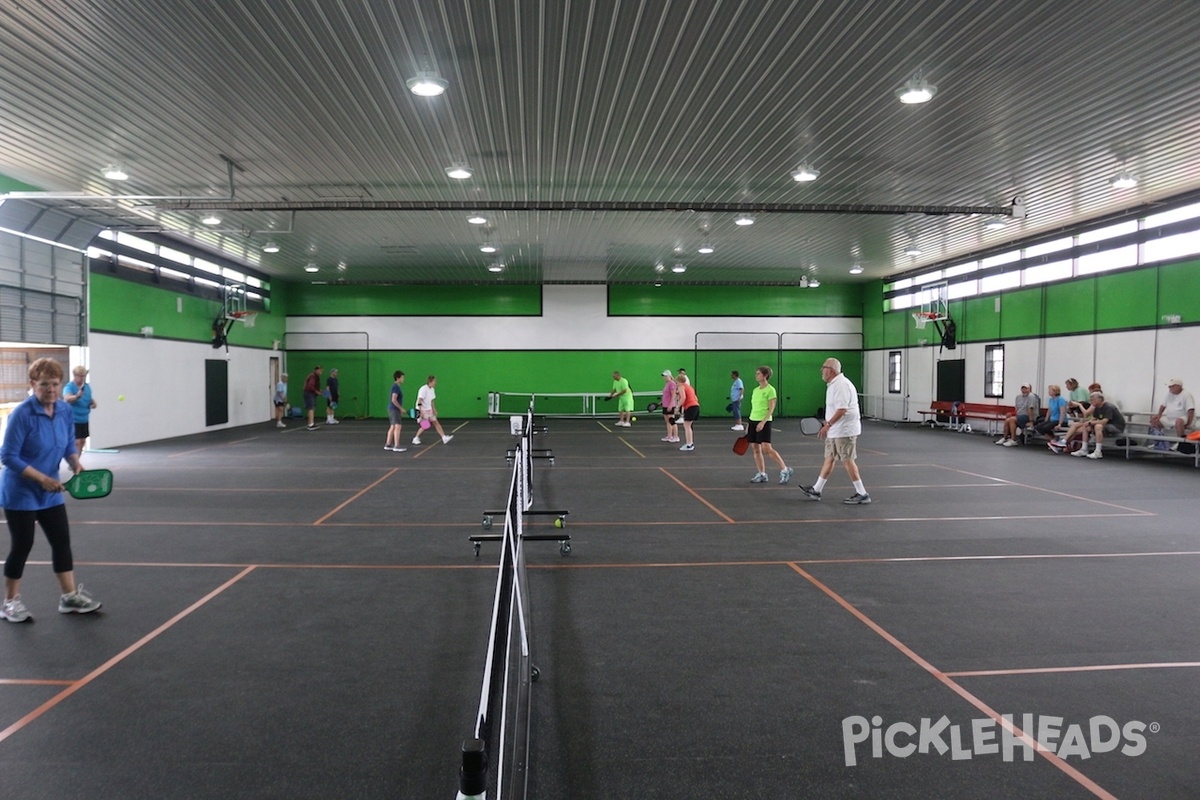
[
  {"x1": 1144, "y1": 201, "x2": 1200, "y2": 229},
  {"x1": 1023, "y1": 259, "x2": 1072, "y2": 285},
  {"x1": 947, "y1": 280, "x2": 979, "y2": 299},
  {"x1": 888, "y1": 351, "x2": 902, "y2": 394},
  {"x1": 1025, "y1": 237, "x2": 1072, "y2": 257},
  {"x1": 1078, "y1": 220, "x2": 1137, "y2": 245},
  {"x1": 984, "y1": 345, "x2": 1004, "y2": 398},
  {"x1": 980, "y1": 251, "x2": 1020, "y2": 269},
  {"x1": 944, "y1": 261, "x2": 978, "y2": 278},
  {"x1": 980, "y1": 271, "x2": 1021, "y2": 293},
  {"x1": 1077, "y1": 244, "x2": 1136, "y2": 275},
  {"x1": 1143, "y1": 230, "x2": 1200, "y2": 264}
]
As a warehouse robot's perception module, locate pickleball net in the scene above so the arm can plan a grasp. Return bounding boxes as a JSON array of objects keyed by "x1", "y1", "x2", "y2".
[{"x1": 457, "y1": 404, "x2": 537, "y2": 800}]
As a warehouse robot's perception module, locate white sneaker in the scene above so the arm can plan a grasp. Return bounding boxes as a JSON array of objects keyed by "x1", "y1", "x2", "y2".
[
  {"x1": 412, "y1": 437, "x2": 421, "y2": 445},
  {"x1": 384, "y1": 445, "x2": 393, "y2": 451},
  {"x1": 995, "y1": 437, "x2": 1008, "y2": 445},
  {"x1": 392, "y1": 447, "x2": 407, "y2": 453},
  {"x1": 1071, "y1": 447, "x2": 1088, "y2": 457},
  {"x1": 1002, "y1": 439, "x2": 1018, "y2": 447},
  {"x1": 1, "y1": 595, "x2": 31, "y2": 623},
  {"x1": 679, "y1": 443, "x2": 695, "y2": 451},
  {"x1": 276, "y1": 421, "x2": 286, "y2": 429},
  {"x1": 59, "y1": 584, "x2": 101, "y2": 614},
  {"x1": 732, "y1": 424, "x2": 745, "y2": 431},
  {"x1": 1087, "y1": 450, "x2": 1103, "y2": 460},
  {"x1": 442, "y1": 435, "x2": 453, "y2": 444},
  {"x1": 661, "y1": 436, "x2": 673, "y2": 442}
]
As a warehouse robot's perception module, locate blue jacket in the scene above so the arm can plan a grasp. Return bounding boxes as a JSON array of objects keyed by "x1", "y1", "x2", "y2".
[{"x1": 0, "y1": 395, "x2": 75, "y2": 510}]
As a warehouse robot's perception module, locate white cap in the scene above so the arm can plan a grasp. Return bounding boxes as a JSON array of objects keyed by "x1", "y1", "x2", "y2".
[
  {"x1": 662, "y1": 370, "x2": 672, "y2": 377},
  {"x1": 1167, "y1": 377, "x2": 1183, "y2": 387}
]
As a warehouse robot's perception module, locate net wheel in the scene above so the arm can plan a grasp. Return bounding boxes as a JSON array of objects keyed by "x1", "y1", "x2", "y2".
[
  {"x1": 559, "y1": 541, "x2": 572, "y2": 557},
  {"x1": 482, "y1": 516, "x2": 493, "y2": 530}
]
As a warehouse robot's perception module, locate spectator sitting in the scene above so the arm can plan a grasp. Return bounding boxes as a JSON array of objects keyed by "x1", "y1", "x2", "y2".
[
  {"x1": 1066, "y1": 381, "x2": 1100, "y2": 419},
  {"x1": 1149, "y1": 378, "x2": 1195, "y2": 447},
  {"x1": 1068, "y1": 391, "x2": 1125, "y2": 460},
  {"x1": 1034, "y1": 384, "x2": 1069, "y2": 438},
  {"x1": 996, "y1": 383, "x2": 1041, "y2": 446}
]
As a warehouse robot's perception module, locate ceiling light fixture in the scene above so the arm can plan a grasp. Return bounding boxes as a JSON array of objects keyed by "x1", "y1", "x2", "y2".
[
  {"x1": 896, "y1": 77, "x2": 937, "y2": 104},
  {"x1": 467, "y1": 214, "x2": 488, "y2": 225},
  {"x1": 407, "y1": 71, "x2": 449, "y2": 97},
  {"x1": 808, "y1": 278, "x2": 820, "y2": 288},
  {"x1": 904, "y1": 242, "x2": 923, "y2": 256},
  {"x1": 480, "y1": 242, "x2": 498, "y2": 254},
  {"x1": 262, "y1": 241, "x2": 280, "y2": 253},
  {"x1": 791, "y1": 164, "x2": 819, "y2": 182},
  {"x1": 1110, "y1": 171, "x2": 1138, "y2": 189},
  {"x1": 849, "y1": 265, "x2": 864, "y2": 275},
  {"x1": 671, "y1": 263, "x2": 687, "y2": 274},
  {"x1": 445, "y1": 164, "x2": 473, "y2": 180},
  {"x1": 487, "y1": 263, "x2": 505, "y2": 273},
  {"x1": 304, "y1": 263, "x2": 319, "y2": 273},
  {"x1": 983, "y1": 216, "x2": 1008, "y2": 230},
  {"x1": 734, "y1": 213, "x2": 756, "y2": 226},
  {"x1": 101, "y1": 163, "x2": 128, "y2": 181},
  {"x1": 697, "y1": 243, "x2": 714, "y2": 254},
  {"x1": 201, "y1": 214, "x2": 221, "y2": 226}
]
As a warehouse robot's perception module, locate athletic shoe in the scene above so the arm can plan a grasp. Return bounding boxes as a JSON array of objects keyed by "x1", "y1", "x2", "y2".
[
  {"x1": 306, "y1": 424, "x2": 318, "y2": 431},
  {"x1": 392, "y1": 447, "x2": 407, "y2": 453},
  {"x1": 1170, "y1": 443, "x2": 1181, "y2": 452},
  {"x1": 1053, "y1": 438, "x2": 1067, "y2": 447},
  {"x1": 412, "y1": 437, "x2": 422, "y2": 445},
  {"x1": 1, "y1": 596, "x2": 31, "y2": 623},
  {"x1": 1070, "y1": 448, "x2": 1088, "y2": 457},
  {"x1": 59, "y1": 585, "x2": 101, "y2": 614},
  {"x1": 843, "y1": 493, "x2": 872, "y2": 505},
  {"x1": 1047, "y1": 442, "x2": 1064, "y2": 454},
  {"x1": 661, "y1": 437, "x2": 673, "y2": 442},
  {"x1": 779, "y1": 467, "x2": 794, "y2": 485},
  {"x1": 1002, "y1": 439, "x2": 1018, "y2": 447},
  {"x1": 750, "y1": 472, "x2": 768, "y2": 483},
  {"x1": 994, "y1": 437, "x2": 1008, "y2": 445},
  {"x1": 276, "y1": 421, "x2": 286, "y2": 429},
  {"x1": 679, "y1": 443, "x2": 695, "y2": 451},
  {"x1": 731, "y1": 424, "x2": 745, "y2": 431},
  {"x1": 798, "y1": 485, "x2": 822, "y2": 500},
  {"x1": 383, "y1": 445, "x2": 393, "y2": 451},
  {"x1": 669, "y1": 437, "x2": 680, "y2": 443},
  {"x1": 1087, "y1": 450, "x2": 1103, "y2": 460},
  {"x1": 442, "y1": 435, "x2": 453, "y2": 444},
  {"x1": 325, "y1": 419, "x2": 339, "y2": 425}
]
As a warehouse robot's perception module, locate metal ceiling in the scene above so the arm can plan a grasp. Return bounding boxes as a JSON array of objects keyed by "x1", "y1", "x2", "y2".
[{"x1": 2, "y1": 0, "x2": 1199, "y2": 287}]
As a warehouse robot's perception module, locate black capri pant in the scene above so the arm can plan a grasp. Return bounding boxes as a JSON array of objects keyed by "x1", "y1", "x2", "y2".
[{"x1": 4, "y1": 504, "x2": 74, "y2": 579}]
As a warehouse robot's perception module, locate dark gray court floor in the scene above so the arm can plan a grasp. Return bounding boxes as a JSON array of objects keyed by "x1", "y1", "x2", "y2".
[{"x1": 1, "y1": 414, "x2": 1197, "y2": 799}]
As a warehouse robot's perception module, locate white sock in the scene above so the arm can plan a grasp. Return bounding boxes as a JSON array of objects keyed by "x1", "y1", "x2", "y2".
[
  {"x1": 853, "y1": 480, "x2": 866, "y2": 495},
  {"x1": 1094, "y1": 443, "x2": 1102, "y2": 454},
  {"x1": 813, "y1": 477, "x2": 828, "y2": 492}
]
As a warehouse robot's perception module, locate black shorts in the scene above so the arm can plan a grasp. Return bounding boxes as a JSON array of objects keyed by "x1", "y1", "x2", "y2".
[
  {"x1": 682, "y1": 405, "x2": 700, "y2": 422},
  {"x1": 662, "y1": 406, "x2": 676, "y2": 418},
  {"x1": 74, "y1": 422, "x2": 90, "y2": 440},
  {"x1": 746, "y1": 420, "x2": 772, "y2": 444}
]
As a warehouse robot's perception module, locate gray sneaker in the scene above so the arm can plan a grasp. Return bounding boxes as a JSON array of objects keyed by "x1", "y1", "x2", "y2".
[
  {"x1": 58, "y1": 585, "x2": 101, "y2": 614},
  {"x1": 779, "y1": 467, "x2": 794, "y2": 485},
  {"x1": 843, "y1": 493, "x2": 872, "y2": 505},
  {"x1": 750, "y1": 472, "x2": 768, "y2": 483},
  {"x1": 798, "y1": 485, "x2": 822, "y2": 500},
  {"x1": 1, "y1": 595, "x2": 31, "y2": 623},
  {"x1": 392, "y1": 446, "x2": 407, "y2": 453}
]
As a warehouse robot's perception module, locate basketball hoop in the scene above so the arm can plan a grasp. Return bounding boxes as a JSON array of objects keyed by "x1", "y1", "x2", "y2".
[
  {"x1": 230, "y1": 310, "x2": 257, "y2": 328},
  {"x1": 911, "y1": 310, "x2": 939, "y2": 329}
]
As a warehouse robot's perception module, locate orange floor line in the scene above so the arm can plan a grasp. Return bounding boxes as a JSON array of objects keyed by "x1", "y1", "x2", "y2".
[
  {"x1": 167, "y1": 436, "x2": 261, "y2": 458},
  {"x1": 787, "y1": 562, "x2": 1118, "y2": 800},
  {"x1": 0, "y1": 679, "x2": 75, "y2": 686},
  {"x1": 946, "y1": 661, "x2": 1200, "y2": 677},
  {"x1": 312, "y1": 468, "x2": 398, "y2": 524},
  {"x1": 0, "y1": 566, "x2": 256, "y2": 746},
  {"x1": 658, "y1": 468, "x2": 735, "y2": 523}
]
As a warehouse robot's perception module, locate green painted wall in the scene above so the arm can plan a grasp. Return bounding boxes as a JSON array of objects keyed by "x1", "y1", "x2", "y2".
[
  {"x1": 90, "y1": 272, "x2": 284, "y2": 347},
  {"x1": 278, "y1": 283, "x2": 542, "y2": 316},
  {"x1": 870, "y1": 259, "x2": 1200, "y2": 350},
  {"x1": 609, "y1": 284, "x2": 862, "y2": 317},
  {"x1": 0, "y1": 173, "x2": 40, "y2": 192}
]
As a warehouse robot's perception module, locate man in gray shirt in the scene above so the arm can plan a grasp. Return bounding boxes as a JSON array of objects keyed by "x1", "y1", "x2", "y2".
[
  {"x1": 1069, "y1": 392, "x2": 1125, "y2": 460},
  {"x1": 996, "y1": 383, "x2": 1042, "y2": 446}
]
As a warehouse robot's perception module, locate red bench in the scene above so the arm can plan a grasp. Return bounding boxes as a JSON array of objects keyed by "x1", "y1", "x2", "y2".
[{"x1": 919, "y1": 401, "x2": 1017, "y2": 433}]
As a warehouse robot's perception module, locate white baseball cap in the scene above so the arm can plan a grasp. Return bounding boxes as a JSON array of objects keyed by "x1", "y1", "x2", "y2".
[
  {"x1": 662, "y1": 370, "x2": 672, "y2": 377},
  {"x1": 1167, "y1": 377, "x2": 1184, "y2": 387}
]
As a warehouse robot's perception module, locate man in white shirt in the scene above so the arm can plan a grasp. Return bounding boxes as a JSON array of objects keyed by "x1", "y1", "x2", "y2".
[
  {"x1": 1150, "y1": 378, "x2": 1195, "y2": 440},
  {"x1": 798, "y1": 358, "x2": 871, "y2": 504}
]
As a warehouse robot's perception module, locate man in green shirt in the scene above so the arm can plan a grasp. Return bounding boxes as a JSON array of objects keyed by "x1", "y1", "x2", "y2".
[{"x1": 608, "y1": 371, "x2": 634, "y2": 427}]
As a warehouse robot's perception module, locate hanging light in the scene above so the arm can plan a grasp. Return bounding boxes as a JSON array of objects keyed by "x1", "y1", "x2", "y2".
[
  {"x1": 734, "y1": 213, "x2": 756, "y2": 226},
  {"x1": 1110, "y1": 171, "x2": 1138, "y2": 189},
  {"x1": 808, "y1": 278, "x2": 821, "y2": 288},
  {"x1": 896, "y1": 78, "x2": 937, "y2": 104},
  {"x1": 407, "y1": 71, "x2": 448, "y2": 97},
  {"x1": 983, "y1": 216, "x2": 1008, "y2": 230},
  {"x1": 101, "y1": 163, "x2": 128, "y2": 181},
  {"x1": 467, "y1": 214, "x2": 488, "y2": 224},
  {"x1": 487, "y1": 262, "x2": 505, "y2": 273},
  {"x1": 791, "y1": 164, "x2": 820, "y2": 182},
  {"x1": 904, "y1": 242, "x2": 923, "y2": 256},
  {"x1": 262, "y1": 241, "x2": 280, "y2": 253},
  {"x1": 304, "y1": 263, "x2": 319, "y2": 273},
  {"x1": 201, "y1": 214, "x2": 221, "y2": 226},
  {"x1": 671, "y1": 263, "x2": 687, "y2": 273},
  {"x1": 849, "y1": 265, "x2": 864, "y2": 275},
  {"x1": 445, "y1": 164, "x2": 473, "y2": 180},
  {"x1": 480, "y1": 242, "x2": 498, "y2": 254},
  {"x1": 697, "y1": 243, "x2": 714, "y2": 254}
]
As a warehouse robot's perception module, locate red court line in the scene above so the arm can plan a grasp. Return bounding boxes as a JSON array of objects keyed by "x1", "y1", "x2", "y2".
[
  {"x1": 312, "y1": 469, "x2": 398, "y2": 524},
  {"x1": 787, "y1": 562, "x2": 1118, "y2": 800},
  {"x1": 946, "y1": 661, "x2": 1200, "y2": 678},
  {"x1": 0, "y1": 679, "x2": 74, "y2": 686},
  {"x1": 0, "y1": 566, "x2": 256, "y2": 746},
  {"x1": 658, "y1": 467, "x2": 736, "y2": 523}
]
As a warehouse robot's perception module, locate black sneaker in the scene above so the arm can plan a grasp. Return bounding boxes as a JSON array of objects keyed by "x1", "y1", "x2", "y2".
[
  {"x1": 798, "y1": 485, "x2": 822, "y2": 500},
  {"x1": 306, "y1": 424, "x2": 318, "y2": 431},
  {"x1": 843, "y1": 493, "x2": 872, "y2": 505}
]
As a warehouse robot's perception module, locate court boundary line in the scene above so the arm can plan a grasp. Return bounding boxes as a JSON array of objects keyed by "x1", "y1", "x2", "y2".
[
  {"x1": 787, "y1": 561, "x2": 1118, "y2": 800},
  {"x1": 946, "y1": 662, "x2": 1200, "y2": 678},
  {"x1": 658, "y1": 467, "x2": 736, "y2": 523},
  {"x1": 312, "y1": 468, "x2": 398, "y2": 524},
  {"x1": 0, "y1": 565, "x2": 256, "y2": 746}
]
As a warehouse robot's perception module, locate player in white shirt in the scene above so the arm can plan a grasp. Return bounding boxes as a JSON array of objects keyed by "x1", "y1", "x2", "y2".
[
  {"x1": 797, "y1": 358, "x2": 872, "y2": 505},
  {"x1": 413, "y1": 375, "x2": 453, "y2": 446}
]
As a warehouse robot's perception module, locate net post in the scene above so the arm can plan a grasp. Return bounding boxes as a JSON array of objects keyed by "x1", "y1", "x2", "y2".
[{"x1": 456, "y1": 738, "x2": 488, "y2": 800}]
